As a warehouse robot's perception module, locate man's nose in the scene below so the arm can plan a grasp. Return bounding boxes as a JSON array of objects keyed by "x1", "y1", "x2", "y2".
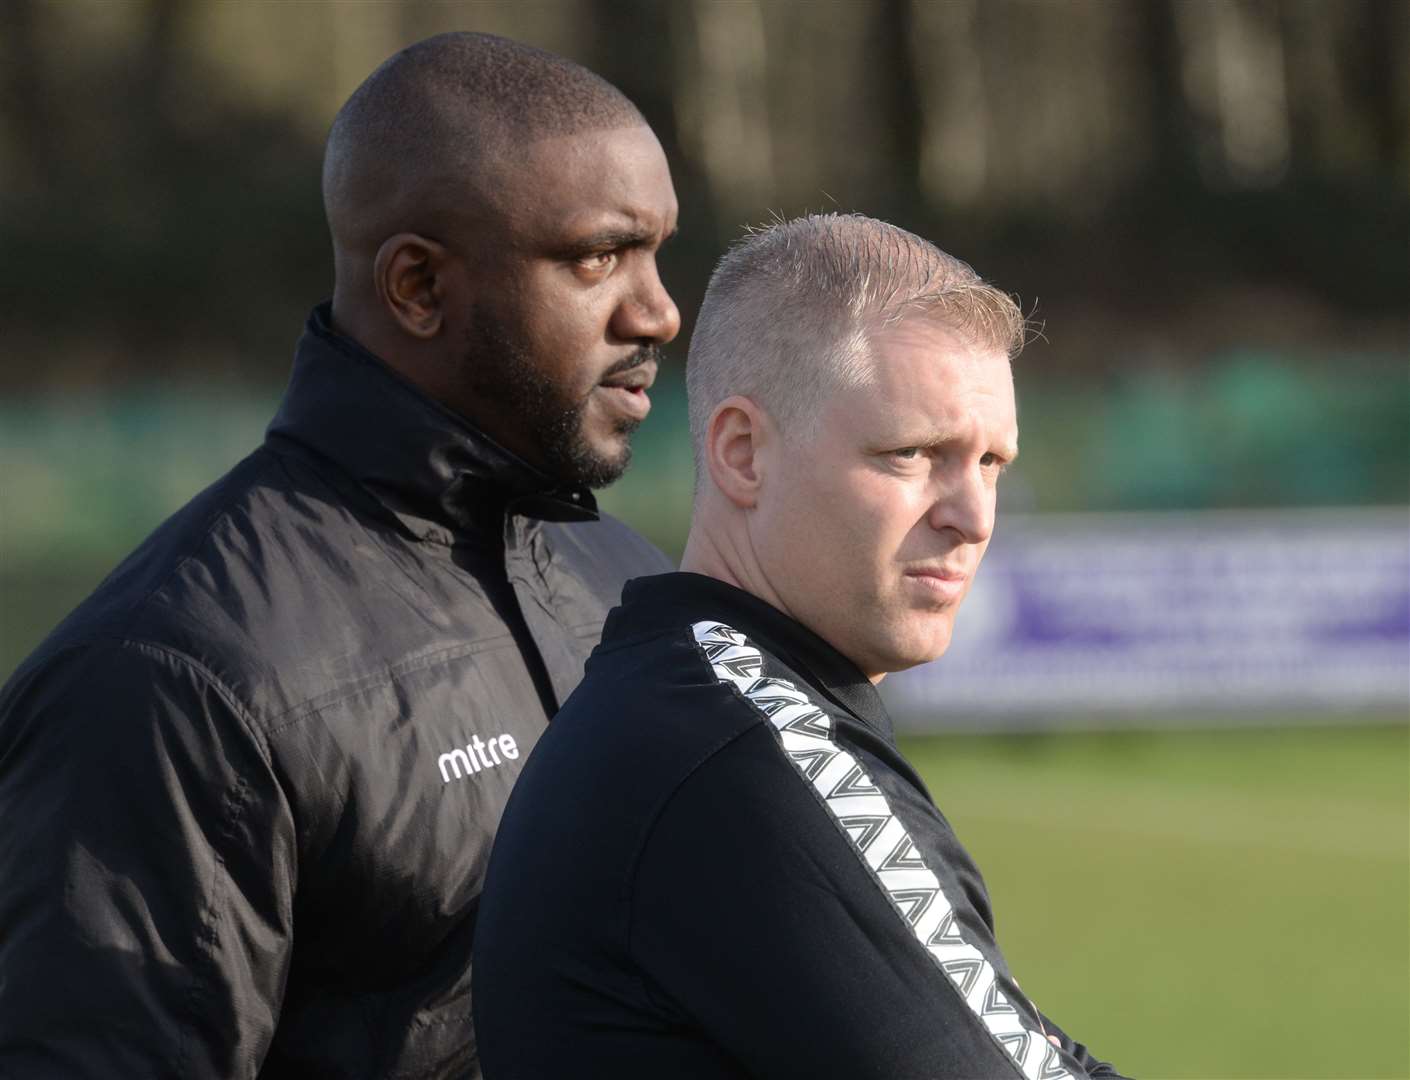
[
  {"x1": 611, "y1": 263, "x2": 681, "y2": 345},
  {"x1": 927, "y1": 466, "x2": 995, "y2": 545}
]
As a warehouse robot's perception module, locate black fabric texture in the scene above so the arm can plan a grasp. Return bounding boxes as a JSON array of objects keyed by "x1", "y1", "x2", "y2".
[
  {"x1": 0, "y1": 304, "x2": 673, "y2": 1079},
  {"x1": 473, "y1": 572, "x2": 1127, "y2": 1080}
]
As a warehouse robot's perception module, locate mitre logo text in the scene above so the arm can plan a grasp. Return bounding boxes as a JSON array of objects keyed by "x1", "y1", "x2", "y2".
[{"x1": 437, "y1": 732, "x2": 520, "y2": 784}]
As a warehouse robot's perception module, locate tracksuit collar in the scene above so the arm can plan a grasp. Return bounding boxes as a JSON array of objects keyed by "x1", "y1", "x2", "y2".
[
  {"x1": 266, "y1": 303, "x2": 598, "y2": 542},
  {"x1": 611, "y1": 572, "x2": 895, "y2": 742}
]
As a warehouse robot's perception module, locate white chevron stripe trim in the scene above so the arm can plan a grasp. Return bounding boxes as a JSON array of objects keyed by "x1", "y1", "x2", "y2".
[{"x1": 690, "y1": 620, "x2": 1073, "y2": 1080}]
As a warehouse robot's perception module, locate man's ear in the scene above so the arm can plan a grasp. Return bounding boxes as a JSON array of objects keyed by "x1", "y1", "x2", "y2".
[
  {"x1": 373, "y1": 233, "x2": 448, "y2": 339},
  {"x1": 704, "y1": 396, "x2": 773, "y2": 510}
]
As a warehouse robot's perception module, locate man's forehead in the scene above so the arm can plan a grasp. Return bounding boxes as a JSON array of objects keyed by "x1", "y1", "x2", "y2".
[
  {"x1": 492, "y1": 125, "x2": 677, "y2": 236},
  {"x1": 518, "y1": 125, "x2": 671, "y2": 194},
  {"x1": 834, "y1": 323, "x2": 1017, "y2": 441},
  {"x1": 871, "y1": 319, "x2": 1013, "y2": 384},
  {"x1": 872, "y1": 315, "x2": 990, "y2": 355}
]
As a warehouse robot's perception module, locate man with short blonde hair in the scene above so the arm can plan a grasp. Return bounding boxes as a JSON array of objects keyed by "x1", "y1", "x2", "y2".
[
  {"x1": 475, "y1": 214, "x2": 1125, "y2": 1079},
  {"x1": 686, "y1": 212, "x2": 1026, "y2": 456}
]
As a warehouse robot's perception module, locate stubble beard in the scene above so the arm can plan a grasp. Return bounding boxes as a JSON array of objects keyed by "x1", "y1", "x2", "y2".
[{"x1": 463, "y1": 314, "x2": 648, "y2": 490}]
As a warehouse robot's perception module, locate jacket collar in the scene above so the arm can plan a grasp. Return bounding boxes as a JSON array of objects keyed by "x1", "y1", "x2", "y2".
[
  {"x1": 265, "y1": 303, "x2": 598, "y2": 541},
  {"x1": 609, "y1": 572, "x2": 895, "y2": 742}
]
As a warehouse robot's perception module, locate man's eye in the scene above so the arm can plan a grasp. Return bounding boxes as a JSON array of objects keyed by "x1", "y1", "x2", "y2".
[
  {"x1": 576, "y1": 251, "x2": 617, "y2": 272},
  {"x1": 891, "y1": 447, "x2": 922, "y2": 461},
  {"x1": 980, "y1": 452, "x2": 1008, "y2": 473}
]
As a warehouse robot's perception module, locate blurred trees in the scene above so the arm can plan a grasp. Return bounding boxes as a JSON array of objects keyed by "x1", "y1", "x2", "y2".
[
  {"x1": 0, "y1": 0, "x2": 1405, "y2": 390},
  {"x1": 1, "y1": 0, "x2": 1405, "y2": 669}
]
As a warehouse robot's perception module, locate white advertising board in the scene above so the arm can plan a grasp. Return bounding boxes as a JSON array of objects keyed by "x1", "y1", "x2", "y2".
[{"x1": 882, "y1": 508, "x2": 1410, "y2": 729}]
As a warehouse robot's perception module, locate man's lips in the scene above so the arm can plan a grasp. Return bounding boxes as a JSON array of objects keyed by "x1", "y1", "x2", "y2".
[
  {"x1": 595, "y1": 358, "x2": 658, "y2": 422},
  {"x1": 903, "y1": 566, "x2": 968, "y2": 602},
  {"x1": 598, "y1": 358, "x2": 658, "y2": 393}
]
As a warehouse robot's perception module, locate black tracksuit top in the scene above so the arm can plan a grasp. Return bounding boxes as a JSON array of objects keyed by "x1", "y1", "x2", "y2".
[
  {"x1": 0, "y1": 305, "x2": 671, "y2": 1078},
  {"x1": 474, "y1": 572, "x2": 1126, "y2": 1080}
]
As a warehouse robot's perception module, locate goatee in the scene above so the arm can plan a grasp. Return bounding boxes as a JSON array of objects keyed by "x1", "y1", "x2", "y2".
[{"x1": 463, "y1": 315, "x2": 654, "y2": 489}]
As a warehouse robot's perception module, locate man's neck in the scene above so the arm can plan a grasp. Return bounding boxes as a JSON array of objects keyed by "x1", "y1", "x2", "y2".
[
  {"x1": 681, "y1": 524, "x2": 889, "y2": 687},
  {"x1": 680, "y1": 525, "x2": 795, "y2": 626}
]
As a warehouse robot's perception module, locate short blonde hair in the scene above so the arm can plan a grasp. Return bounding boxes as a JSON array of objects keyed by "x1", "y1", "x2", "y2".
[{"x1": 686, "y1": 213, "x2": 1025, "y2": 467}]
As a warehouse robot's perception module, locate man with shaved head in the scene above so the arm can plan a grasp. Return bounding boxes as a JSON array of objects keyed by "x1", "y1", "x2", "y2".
[
  {"x1": 321, "y1": 33, "x2": 677, "y2": 485},
  {"x1": 474, "y1": 214, "x2": 1126, "y2": 1079},
  {"x1": 0, "y1": 33, "x2": 677, "y2": 1078}
]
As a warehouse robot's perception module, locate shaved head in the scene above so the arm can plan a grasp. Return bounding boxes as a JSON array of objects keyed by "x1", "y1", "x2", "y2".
[
  {"x1": 317, "y1": 33, "x2": 678, "y2": 490},
  {"x1": 323, "y1": 32, "x2": 645, "y2": 262}
]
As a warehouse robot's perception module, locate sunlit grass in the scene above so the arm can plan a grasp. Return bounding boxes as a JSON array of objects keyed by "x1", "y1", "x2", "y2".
[{"x1": 902, "y1": 726, "x2": 1410, "y2": 1079}]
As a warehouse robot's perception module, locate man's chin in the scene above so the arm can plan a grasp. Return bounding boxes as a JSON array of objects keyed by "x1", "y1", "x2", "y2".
[
  {"x1": 548, "y1": 430, "x2": 634, "y2": 490},
  {"x1": 888, "y1": 623, "x2": 956, "y2": 672}
]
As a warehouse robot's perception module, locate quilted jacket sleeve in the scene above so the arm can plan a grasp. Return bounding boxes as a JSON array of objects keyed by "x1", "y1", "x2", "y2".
[{"x1": 0, "y1": 642, "x2": 297, "y2": 1078}]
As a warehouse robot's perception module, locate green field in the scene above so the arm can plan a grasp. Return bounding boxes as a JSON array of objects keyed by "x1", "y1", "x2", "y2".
[
  {"x1": 902, "y1": 725, "x2": 1410, "y2": 1079},
  {"x1": 5, "y1": 569, "x2": 1406, "y2": 1076},
  {"x1": 7, "y1": 564, "x2": 1405, "y2": 1078}
]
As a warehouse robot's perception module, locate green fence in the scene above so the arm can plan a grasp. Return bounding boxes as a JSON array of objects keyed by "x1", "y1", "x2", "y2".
[{"x1": 3, "y1": 353, "x2": 1407, "y2": 674}]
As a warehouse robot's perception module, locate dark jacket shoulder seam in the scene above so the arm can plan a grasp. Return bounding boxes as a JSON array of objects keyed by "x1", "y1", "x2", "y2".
[
  {"x1": 263, "y1": 632, "x2": 520, "y2": 735},
  {"x1": 42, "y1": 635, "x2": 273, "y2": 767},
  {"x1": 91, "y1": 637, "x2": 277, "y2": 1076}
]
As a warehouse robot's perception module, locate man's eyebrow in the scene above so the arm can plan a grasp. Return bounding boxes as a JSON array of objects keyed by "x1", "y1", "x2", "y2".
[
  {"x1": 570, "y1": 223, "x2": 676, "y2": 251},
  {"x1": 882, "y1": 430, "x2": 1020, "y2": 461}
]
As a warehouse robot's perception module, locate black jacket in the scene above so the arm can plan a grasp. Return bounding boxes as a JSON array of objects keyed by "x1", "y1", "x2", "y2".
[
  {"x1": 0, "y1": 305, "x2": 672, "y2": 1078},
  {"x1": 473, "y1": 572, "x2": 1125, "y2": 1080}
]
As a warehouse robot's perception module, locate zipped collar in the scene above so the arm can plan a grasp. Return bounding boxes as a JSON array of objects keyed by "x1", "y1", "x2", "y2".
[
  {"x1": 265, "y1": 303, "x2": 598, "y2": 542},
  {"x1": 608, "y1": 572, "x2": 895, "y2": 743}
]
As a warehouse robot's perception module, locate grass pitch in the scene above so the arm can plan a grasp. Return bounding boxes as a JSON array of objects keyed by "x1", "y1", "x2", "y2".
[
  {"x1": 5, "y1": 562, "x2": 1405, "y2": 1078},
  {"x1": 901, "y1": 724, "x2": 1410, "y2": 1079}
]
